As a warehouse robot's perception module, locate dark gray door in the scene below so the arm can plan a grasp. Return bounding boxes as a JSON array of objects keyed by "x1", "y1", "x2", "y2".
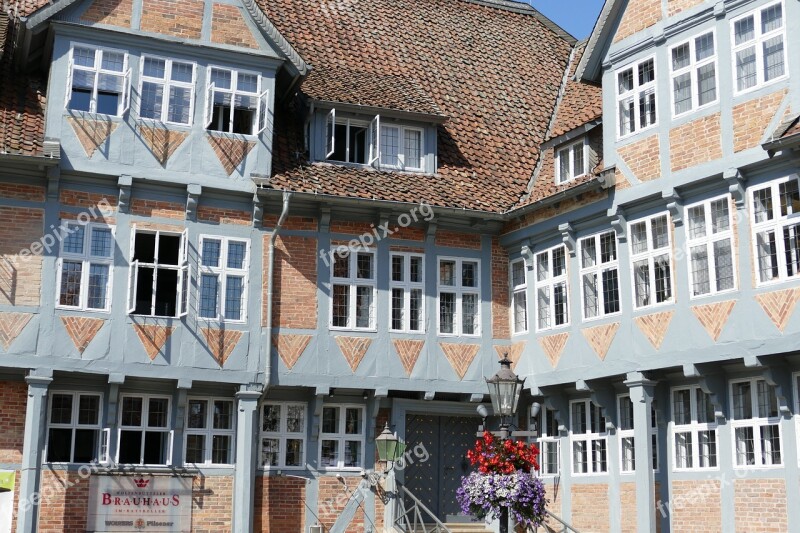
[{"x1": 404, "y1": 414, "x2": 478, "y2": 521}]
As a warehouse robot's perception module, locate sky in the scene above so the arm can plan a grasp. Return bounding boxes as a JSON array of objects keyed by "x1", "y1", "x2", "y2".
[{"x1": 527, "y1": 0, "x2": 606, "y2": 40}]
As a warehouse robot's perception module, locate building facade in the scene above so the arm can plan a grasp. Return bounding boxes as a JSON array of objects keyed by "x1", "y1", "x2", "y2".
[{"x1": 0, "y1": 0, "x2": 797, "y2": 532}]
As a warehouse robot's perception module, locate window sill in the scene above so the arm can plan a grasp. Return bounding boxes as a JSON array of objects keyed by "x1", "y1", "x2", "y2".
[
  {"x1": 535, "y1": 324, "x2": 570, "y2": 334},
  {"x1": 56, "y1": 306, "x2": 111, "y2": 314},
  {"x1": 437, "y1": 332, "x2": 481, "y2": 338},
  {"x1": 581, "y1": 311, "x2": 622, "y2": 324},
  {"x1": 329, "y1": 326, "x2": 377, "y2": 333},
  {"x1": 616, "y1": 124, "x2": 658, "y2": 144},
  {"x1": 322, "y1": 160, "x2": 431, "y2": 175},
  {"x1": 632, "y1": 300, "x2": 674, "y2": 313},
  {"x1": 732, "y1": 76, "x2": 788, "y2": 100},
  {"x1": 136, "y1": 117, "x2": 193, "y2": 131},
  {"x1": 688, "y1": 287, "x2": 738, "y2": 301},
  {"x1": 65, "y1": 109, "x2": 124, "y2": 122},
  {"x1": 671, "y1": 101, "x2": 720, "y2": 122},
  {"x1": 206, "y1": 129, "x2": 258, "y2": 141}
]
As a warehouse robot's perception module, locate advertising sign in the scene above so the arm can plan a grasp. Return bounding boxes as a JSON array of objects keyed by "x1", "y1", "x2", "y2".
[
  {"x1": 87, "y1": 475, "x2": 193, "y2": 532},
  {"x1": 0, "y1": 471, "x2": 14, "y2": 533}
]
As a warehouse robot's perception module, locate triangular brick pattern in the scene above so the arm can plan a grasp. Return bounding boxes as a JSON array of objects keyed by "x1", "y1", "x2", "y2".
[
  {"x1": 335, "y1": 336, "x2": 372, "y2": 372},
  {"x1": 61, "y1": 316, "x2": 105, "y2": 354},
  {"x1": 67, "y1": 117, "x2": 119, "y2": 157},
  {"x1": 755, "y1": 288, "x2": 800, "y2": 332},
  {"x1": 691, "y1": 300, "x2": 736, "y2": 341},
  {"x1": 634, "y1": 311, "x2": 674, "y2": 350},
  {"x1": 0, "y1": 312, "x2": 33, "y2": 350},
  {"x1": 538, "y1": 333, "x2": 568, "y2": 368},
  {"x1": 392, "y1": 339, "x2": 424, "y2": 376},
  {"x1": 439, "y1": 343, "x2": 480, "y2": 380},
  {"x1": 582, "y1": 322, "x2": 620, "y2": 360},
  {"x1": 201, "y1": 328, "x2": 243, "y2": 367},
  {"x1": 272, "y1": 334, "x2": 312, "y2": 370},
  {"x1": 493, "y1": 341, "x2": 526, "y2": 371},
  {"x1": 138, "y1": 125, "x2": 189, "y2": 166},
  {"x1": 132, "y1": 324, "x2": 174, "y2": 361},
  {"x1": 206, "y1": 135, "x2": 256, "y2": 175}
]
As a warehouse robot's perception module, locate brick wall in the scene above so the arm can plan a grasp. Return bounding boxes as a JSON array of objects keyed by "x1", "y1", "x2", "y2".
[
  {"x1": 330, "y1": 220, "x2": 374, "y2": 236},
  {"x1": 254, "y1": 476, "x2": 306, "y2": 533},
  {"x1": 667, "y1": 0, "x2": 705, "y2": 17},
  {"x1": 435, "y1": 229, "x2": 481, "y2": 250},
  {"x1": 197, "y1": 206, "x2": 251, "y2": 226},
  {"x1": 733, "y1": 90, "x2": 787, "y2": 153},
  {"x1": 59, "y1": 189, "x2": 118, "y2": 210},
  {"x1": 263, "y1": 215, "x2": 318, "y2": 232},
  {"x1": 0, "y1": 381, "x2": 25, "y2": 533},
  {"x1": 211, "y1": 3, "x2": 259, "y2": 49},
  {"x1": 0, "y1": 207, "x2": 44, "y2": 306},
  {"x1": 80, "y1": 0, "x2": 133, "y2": 27},
  {"x1": 617, "y1": 134, "x2": 661, "y2": 182},
  {"x1": 392, "y1": 225, "x2": 425, "y2": 241},
  {"x1": 619, "y1": 482, "x2": 636, "y2": 533},
  {"x1": 541, "y1": 480, "x2": 562, "y2": 531},
  {"x1": 613, "y1": 0, "x2": 662, "y2": 42},
  {"x1": 192, "y1": 476, "x2": 234, "y2": 532},
  {"x1": 669, "y1": 113, "x2": 722, "y2": 172},
  {"x1": 571, "y1": 484, "x2": 609, "y2": 532},
  {"x1": 38, "y1": 470, "x2": 90, "y2": 532},
  {"x1": 491, "y1": 236, "x2": 510, "y2": 339},
  {"x1": 130, "y1": 198, "x2": 185, "y2": 220},
  {"x1": 669, "y1": 479, "x2": 720, "y2": 532},
  {"x1": 733, "y1": 478, "x2": 787, "y2": 532},
  {"x1": 268, "y1": 235, "x2": 318, "y2": 328},
  {"x1": 0, "y1": 184, "x2": 45, "y2": 202},
  {"x1": 140, "y1": 0, "x2": 204, "y2": 39},
  {"x1": 317, "y1": 476, "x2": 364, "y2": 532}
]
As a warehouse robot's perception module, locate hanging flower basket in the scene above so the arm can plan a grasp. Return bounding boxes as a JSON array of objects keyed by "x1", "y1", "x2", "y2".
[{"x1": 456, "y1": 431, "x2": 547, "y2": 528}]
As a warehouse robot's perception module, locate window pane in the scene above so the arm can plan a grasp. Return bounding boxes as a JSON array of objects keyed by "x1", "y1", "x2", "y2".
[
  {"x1": 736, "y1": 47, "x2": 757, "y2": 91},
  {"x1": 356, "y1": 253, "x2": 373, "y2": 279},
  {"x1": 631, "y1": 222, "x2": 648, "y2": 254},
  {"x1": 74, "y1": 47, "x2": 96, "y2": 67},
  {"x1": 675, "y1": 431, "x2": 692, "y2": 469},
  {"x1": 212, "y1": 435, "x2": 231, "y2": 464},
  {"x1": 199, "y1": 274, "x2": 219, "y2": 318},
  {"x1": 101, "y1": 51, "x2": 124, "y2": 72},
  {"x1": 148, "y1": 398, "x2": 169, "y2": 428},
  {"x1": 763, "y1": 36, "x2": 785, "y2": 81},
  {"x1": 143, "y1": 431, "x2": 168, "y2": 464},
  {"x1": 687, "y1": 206, "x2": 706, "y2": 239},
  {"x1": 188, "y1": 400, "x2": 207, "y2": 429},
  {"x1": 78, "y1": 395, "x2": 100, "y2": 425},
  {"x1": 227, "y1": 241, "x2": 247, "y2": 269},
  {"x1": 439, "y1": 292, "x2": 455, "y2": 333},
  {"x1": 333, "y1": 253, "x2": 350, "y2": 278},
  {"x1": 697, "y1": 63, "x2": 716, "y2": 106},
  {"x1": 552, "y1": 248, "x2": 566, "y2": 277},
  {"x1": 696, "y1": 33, "x2": 715, "y2": 60},
  {"x1": 410, "y1": 256, "x2": 423, "y2": 283},
  {"x1": 380, "y1": 126, "x2": 399, "y2": 167},
  {"x1": 633, "y1": 260, "x2": 650, "y2": 307},
  {"x1": 553, "y1": 282, "x2": 568, "y2": 325},
  {"x1": 672, "y1": 389, "x2": 691, "y2": 425},
  {"x1": 672, "y1": 43, "x2": 690, "y2": 70},
  {"x1": 237, "y1": 73, "x2": 257, "y2": 93},
  {"x1": 735, "y1": 16, "x2": 755, "y2": 45},
  {"x1": 783, "y1": 223, "x2": 800, "y2": 278},
  {"x1": 558, "y1": 148, "x2": 570, "y2": 183},
  {"x1": 713, "y1": 240, "x2": 734, "y2": 291},
  {"x1": 404, "y1": 129, "x2": 422, "y2": 168},
  {"x1": 699, "y1": 430, "x2": 717, "y2": 467},
  {"x1": 51, "y1": 394, "x2": 74, "y2": 425},
  {"x1": 213, "y1": 400, "x2": 233, "y2": 430},
  {"x1": 735, "y1": 426, "x2": 755, "y2": 466},
  {"x1": 285, "y1": 438, "x2": 304, "y2": 467},
  {"x1": 185, "y1": 434, "x2": 205, "y2": 464},
  {"x1": 583, "y1": 273, "x2": 598, "y2": 319},
  {"x1": 697, "y1": 389, "x2": 715, "y2": 424},
  {"x1": 756, "y1": 381, "x2": 778, "y2": 418},
  {"x1": 168, "y1": 86, "x2": 192, "y2": 124},
  {"x1": 344, "y1": 441, "x2": 361, "y2": 467},
  {"x1": 59, "y1": 261, "x2": 83, "y2": 307},
  {"x1": 121, "y1": 397, "x2": 143, "y2": 427},
  {"x1": 651, "y1": 216, "x2": 669, "y2": 249},
  {"x1": 761, "y1": 424, "x2": 781, "y2": 464},
  {"x1": 537, "y1": 286, "x2": 550, "y2": 329},
  {"x1": 262, "y1": 405, "x2": 280, "y2": 432},
  {"x1": 778, "y1": 180, "x2": 799, "y2": 217},
  {"x1": 73, "y1": 429, "x2": 98, "y2": 463},
  {"x1": 513, "y1": 291, "x2": 527, "y2": 333},
  {"x1": 690, "y1": 245, "x2": 710, "y2": 296},
  {"x1": 757, "y1": 230, "x2": 779, "y2": 282},
  {"x1": 286, "y1": 405, "x2": 305, "y2": 433},
  {"x1": 322, "y1": 407, "x2": 338, "y2": 434},
  {"x1": 171, "y1": 61, "x2": 193, "y2": 83},
  {"x1": 64, "y1": 225, "x2": 86, "y2": 255},
  {"x1": 619, "y1": 397, "x2": 634, "y2": 430},
  {"x1": 654, "y1": 254, "x2": 672, "y2": 302},
  {"x1": 355, "y1": 286, "x2": 373, "y2": 328},
  {"x1": 511, "y1": 261, "x2": 526, "y2": 287},
  {"x1": 391, "y1": 288, "x2": 404, "y2": 330},
  {"x1": 321, "y1": 440, "x2": 338, "y2": 467},
  {"x1": 224, "y1": 275, "x2": 244, "y2": 320},
  {"x1": 345, "y1": 408, "x2": 362, "y2": 435},
  {"x1": 47, "y1": 428, "x2": 73, "y2": 462},
  {"x1": 410, "y1": 289, "x2": 423, "y2": 331},
  {"x1": 202, "y1": 239, "x2": 221, "y2": 267},
  {"x1": 673, "y1": 73, "x2": 692, "y2": 115},
  {"x1": 761, "y1": 4, "x2": 782, "y2": 32},
  {"x1": 261, "y1": 438, "x2": 279, "y2": 466},
  {"x1": 332, "y1": 285, "x2": 349, "y2": 328},
  {"x1": 462, "y1": 262, "x2": 477, "y2": 287},
  {"x1": 462, "y1": 293, "x2": 478, "y2": 335},
  {"x1": 391, "y1": 255, "x2": 404, "y2": 282},
  {"x1": 581, "y1": 238, "x2": 596, "y2": 269},
  {"x1": 536, "y1": 252, "x2": 549, "y2": 281},
  {"x1": 732, "y1": 382, "x2": 752, "y2": 419},
  {"x1": 87, "y1": 264, "x2": 110, "y2": 309},
  {"x1": 439, "y1": 261, "x2": 455, "y2": 286},
  {"x1": 602, "y1": 269, "x2": 620, "y2": 314}
]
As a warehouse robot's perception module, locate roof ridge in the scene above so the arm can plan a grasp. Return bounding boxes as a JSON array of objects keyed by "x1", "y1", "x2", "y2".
[{"x1": 462, "y1": 0, "x2": 576, "y2": 43}]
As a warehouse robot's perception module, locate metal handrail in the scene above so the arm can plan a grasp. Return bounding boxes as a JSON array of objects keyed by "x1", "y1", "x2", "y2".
[
  {"x1": 532, "y1": 510, "x2": 581, "y2": 533},
  {"x1": 393, "y1": 481, "x2": 452, "y2": 533}
]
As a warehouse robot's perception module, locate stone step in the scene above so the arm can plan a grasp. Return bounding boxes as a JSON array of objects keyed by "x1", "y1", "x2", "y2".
[{"x1": 444, "y1": 523, "x2": 492, "y2": 533}]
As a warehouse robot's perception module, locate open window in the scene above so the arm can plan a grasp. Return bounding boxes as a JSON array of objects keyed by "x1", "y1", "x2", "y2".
[
  {"x1": 368, "y1": 115, "x2": 380, "y2": 165},
  {"x1": 128, "y1": 227, "x2": 188, "y2": 317},
  {"x1": 67, "y1": 45, "x2": 130, "y2": 116},
  {"x1": 206, "y1": 67, "x2": 264, "y2": 135},
  {"x1": 326, "y1": 114, "x2": 369, "y2": 165},
  {"x1": 325, "y1": 108, "x2": 336, "y2": 158}
]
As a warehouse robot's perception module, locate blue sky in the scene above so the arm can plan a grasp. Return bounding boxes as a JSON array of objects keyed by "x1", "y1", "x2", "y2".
[{"x1": 527, "y1": 0, "x2": 606, "y2": 40}]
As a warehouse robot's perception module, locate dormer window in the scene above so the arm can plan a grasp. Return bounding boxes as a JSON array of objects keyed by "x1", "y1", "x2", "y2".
[
  {"x1": 555, "y1": 138, "x2": 588, "y2": 184},
  {"x1": 205, "y1": 67, "x2": 268, "y2": 136},
  {"x1": 67, "y1": 45, "x2": 130, "y2": 116},
  {"x1": 328, "y1": 117, "x2": 369, "y2": 164},
  {"x1": 381, "y1": 125, "x2": 423, "y2": 170},
  {"x1": 139, "y1": 56, "x2": 196, "y2": 125}
]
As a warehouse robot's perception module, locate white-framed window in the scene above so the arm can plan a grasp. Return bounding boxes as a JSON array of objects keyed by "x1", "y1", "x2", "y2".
[
  {"x1": 390, "y1": 252, "x2": 424, "y2": 332},
  {"x1": 535, "y1": 245, "x2": 569, "y2": 331},
  {"x1": 56, "y1": 222, "x2": 115, "y2": 311},
  {"x1": 533, "y1": 406, "x2": 560, "y2": 476},
  {"x1": 319, "y1": 405, "x2": 365, "y2": 470},
  {"x1": 185, "y1": 397, "x2": 235, "y2": 466},
  {"x1": 570, "y1": 399, "x2": 607, "y2": 474},
  {"x1": 672, "y1": 386, "x2": 718, "y2": 470},
  {"x1": 555, "y1": 138, "x2": 588, "y2": 184},
  {"x1": 730, "y1": 378, "x2": 781, "y2": 467},
  {"x1": 686, "y1": 196, "x2": 736, "y2": 297},
  {"x1": 327, "y1": 116, "x2": 371, "y2": 165},
  {"x1": 750, "y1": 176, "x2": 800, "y2": 285},
  {"x1": 510, "y1": 259, "x2": 528, "y2": 334},
  {"x1": 618, "y1": 394, "x2": 659, "y2": 473},
  {"x1": 198, "y1": 236, "x2": 249, "y2": 322},
  {"x1": 205, "y1": 66, "x2": 268, "y2": 135},
  {"x1": 629, "y1": 213, "x2": 673, "y2": 309},
  {"x1": 731, "y1": 1, "x2": 787, "y2": 94},
  {"x1": 66, "y1": 44, "x2": 130, "y2": 116},
  {"x1": 139, "y1": 55, "x2": 196, "y2": 125},
  {"x1": 118, "y1": 394, "x2": 173, "y2": 466},
  {"x1": 616, "y1": 56, "x2": 656, "y2": 137},
  {"x1": 380, "y1": 125, "x2": 424, "y2": 171},
  {"x1": 579, "y1": 230, "x2": 620, "y2": 320},
  {"x1": 438, "y1": 257, "x2": 480, "y2": 336},
  {"x1": 128, "y1": 227, "x2": 189, "y2": 318},
  {"x1": 670, "y1": 30, "x2": 718, "y2": 116},
  {"x1": 46, "y1": 391, "x2": 105, "y2": 463},
  {"x1": 260, "y1": 402, "x2": 306, "y2": 469},
  {"x1": 331, "y1": 248, "x2": 376, "y2": 330}
]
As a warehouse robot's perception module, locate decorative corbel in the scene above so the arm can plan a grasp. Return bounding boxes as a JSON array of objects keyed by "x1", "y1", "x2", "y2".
[
  {"x1": 653, "y1": 29, "x2": 666, "y2": 46},
  {"x1": 684, "y1": 364, "x2": 726, "y2": 421},
  {"x1": 252, "y1": 193, "x2": 264, "y2": 228},
  {"x1": 520, "y1": 241, "x2": 535, "y2": 268},
  {"x1": 558, "y1": 222, "x2": 576, "y2": 256},
  {"x1": 723, "y1": 168, "x2": 747, "y2": 208},
  {"x1": 760, "y1": 364, "x2": 793, "y2": 417},
  {"x1": 311, "y1": 391, "x2": 327, "y2": 441},
  {"x1": 118, "y1": 175, "x2": 132, "y2": 214},
  {"x1": 713, "y1": 1, "x2": 726, "y2": 18},
  {"x1": 426, "y1": 222, "x2": 437, "y2": 243},
  {"x1": 46, "y1": 166, "x2": 60, "y2": 200},
  {"x1": 319, "y1": 207, "x2": 331, "y2": 232},
  {"x1": 609, "y1": 205, "x2": 627, "y2": 243},
  {"x1": 186, "y1": 184, "x2": 201, "y2": 222},
  {"x1": 664, "y1": 189, "x2": 683, "y2": 226}
]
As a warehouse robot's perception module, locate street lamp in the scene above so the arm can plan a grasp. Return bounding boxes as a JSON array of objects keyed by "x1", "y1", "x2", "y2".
[
  {"x1": 375, "y1": 422, "x2": 403, "y2": 472},
  {"x1": 485, "y1": 355, "x2": 525, "y2": 439}
]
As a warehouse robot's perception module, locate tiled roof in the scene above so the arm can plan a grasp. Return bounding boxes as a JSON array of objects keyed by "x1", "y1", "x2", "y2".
[
  {"x1": 548, "y1": 41, "x2": 602, "y2": 140},
  {"x1": 781, "y1": 115, "x2": 800, "y2": 139},
  {"x1": 258, "y1": 0, "x2": 574, "y2": 213},
  {"x1": 7, "y1": 0, "x2": 52, "y2": 18}
]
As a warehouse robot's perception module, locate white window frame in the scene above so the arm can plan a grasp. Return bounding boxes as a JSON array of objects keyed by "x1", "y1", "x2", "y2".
[
  {"x1": 535, "y1": 245, "x2": 569, "y2": 331},
  {"x1": 117, "y1": 394, "x2": 173, "y2": 466},
  {"x1": 138, "y1": 55, "x2": 197, "y2": 126},
  {"x1": 127, "y1": 227, "x2": 189, "y2": 318},
  {"x1": 579, "y1": 230, "x2": 621, "y2": 321},
  {"x1": 259, "y1": 402, "x2": 307, "y2": 470},
  {"x1": 555, "y1": 137, "x2": 588, "y2": 184},
  {"x1": 437, "y1": 257, "x2": 481, "y2": 337},
  {"x1": 669, "y1": 30, "x2": 718, "y2": 117},
  {"x1": 616, "y1": 56, "x2": 657, "y2": 139},
  {"x1": 671, "y1": 385, "x2": 719, "y2": 471},
  {"x1": 197, "y1": 235, "x2": 250, "y2": 323},
  {"x1": 510, "y1": 258, "x2": 528, "y2": 335},
  {"x1": 629, "y1": 213, "x2": 674, "y2": 310},
  {"x1": 389, "y1": 252, "x2": 425, "y2": 333},
  {"x1": 570, "y1": 399, "x2": 608, "y2": 475},
  {"x1": 56, "y1": 221, "x2": 115, "y2": 312},
  {"x1": 750, "y1": 175, "x2": 800, "y2": 286},
  {"x1": 204, "y1": 66, "x2": 268, "y2": 136},
  {"x1": 729, "y1": 378, "x2": 782, "y2": 468},
  {"x1": 66, "y1": 43, "x2": 131, "y2": 116},
  {"x1": 380, "y1": 124, "x2": 425, "y2": 171},
  {"x1": 685, "y1": 195, "x2": 737, "y2": 298},
  {"x1": 330, "y1": 248, "x2": 377, "y2": 331},
  {"x1": 319, "y1": 404, "x2": 366, "y2": 471},
  {"x1": 617, "y1": 394, "x2": 659, "y2": 474},
  {"x1": 184, "y1": 397, "x2": 235, "y2": 467},
  {"x1": 326, "y1": 116, "x2": 371, "y2": 165},
  {"x1": 533, "y1": 405, "x2": 560, "y2": 477},
  {"x1": 45, "y1": 391, "x2": 105, "y2": 464},
  {"x1": 730, "y1": 0, "x2": 788, "y2": 96}
]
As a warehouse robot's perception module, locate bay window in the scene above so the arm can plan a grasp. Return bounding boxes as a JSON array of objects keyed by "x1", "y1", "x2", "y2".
[
  {"x1": 629, "y1": 213, "x2": 673, "y2": 309},
  {"x1": 57, "y1": 222, "x2": 114, "y2": 311},
  {"x1": 750, "y1": 177, "x2": 800, "y2": 285},
  {"x1": 730, "y1": 378, "x2": 781, "y2": 467},
  {"x1": 732, "y1": 1, "x2": 786, "y2": 94},
  {"x1": 535, "y1": 245, "x2": 569, "y2": 330},
  {"x1": 616, "y1": 57, "x2": 656, "y2": 137},
  {"x1": 205, "y1": 67, "x2": 268, "y2": 135},
  {"x1": 67, "y1": 45, "x2": 130, "y2": 116},
  {"x1": 128, "y1": 227, "x2": 189, "y2": 317},
  {"x1": 46, "y1": 392, "x2": 105, "y2": 463},
  {"x1": 579, "y1": 230, "x2": 620, "y2": 320},
  {"x1": 185, "y1": 397, "x2": 235, "y2": 466},
  {"x1": 570, "y1": 399, "x2": 607, "y2": 474},
  {"x1": 320, "y1": 405, "x2": 365, "y2": 470},
  {"x1": 510, "y1": 259, "x2": 528, "y2": 334},
  {"x1": 139, "y1": 56, "x2": 195, "y2": 125},
  {"x1": 390, "y1": 252, "x2": 424, "y2": 332},
  {"x1": 260, "y1": 402, "x2": 306, "y2": 469},
  {"x1": 672, "y1": 386, "x2": 718, "y2": 470},
  {"x1": 670, "y1": 31, "x2": 717, "y2": 116},
  {"x1": 686, "y1": 196, "x2": 736, "y2": 297},
  {"x1": 331, "y1": 249, "x2": 376, "y2": 330},
  {"x1": 118, "y1": 395, "x2": 173, "y2": 465},
  {"x1": 198, "y1": 236, "x2": 249, "y2": 322},
  {"x1": 438, "y1": 258, "x2": 480, "y2": 336}
]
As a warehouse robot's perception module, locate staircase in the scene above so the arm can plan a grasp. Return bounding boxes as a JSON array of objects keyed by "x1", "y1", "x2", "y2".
[{"x1": 443, "y1": 523, "x2": 491, "y2": 533}]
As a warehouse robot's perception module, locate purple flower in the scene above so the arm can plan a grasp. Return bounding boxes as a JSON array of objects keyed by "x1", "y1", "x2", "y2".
[{"x1": 457, "y1": 471, "x2": 548, "y2": 528}]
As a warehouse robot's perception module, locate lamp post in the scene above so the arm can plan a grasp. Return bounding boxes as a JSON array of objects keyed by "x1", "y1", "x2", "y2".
[
  {"x1": 484, "y1": 355, "x2": 526, "y2": 533},
  {"x1": 375, "y1": 422, "x2": 402, "y2": 471}
]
